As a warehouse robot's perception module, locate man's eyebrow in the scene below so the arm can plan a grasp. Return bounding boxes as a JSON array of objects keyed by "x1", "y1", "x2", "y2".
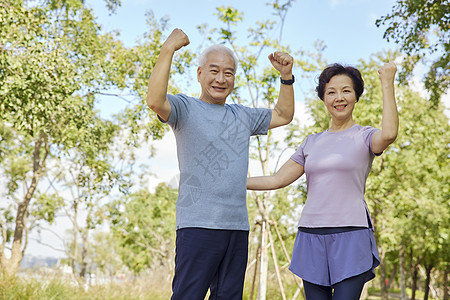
[{"x1": 208, "y1": 64, "x2": 235, "y2": 73}]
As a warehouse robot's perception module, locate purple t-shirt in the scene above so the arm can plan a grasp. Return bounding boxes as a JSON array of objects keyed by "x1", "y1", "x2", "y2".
[{"x1": 290, "y1": 124, "x2": 379, "y2": 228}]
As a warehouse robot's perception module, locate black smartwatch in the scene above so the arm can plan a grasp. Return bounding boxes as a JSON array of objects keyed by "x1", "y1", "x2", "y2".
[{"x1": 280, "y1": 75, "x2": 295, "y2": 85}]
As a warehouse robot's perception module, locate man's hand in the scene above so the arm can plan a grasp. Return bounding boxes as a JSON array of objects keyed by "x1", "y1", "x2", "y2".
[
  {"x1": 268, "y1": 52, "x2": 294, "y2": 77},
  {"x1": 162, "y1": 28, "x2": 190, "y2": 53},
  {"x1": 268, "y1": 52, "x2": 295, "y2": 129}
]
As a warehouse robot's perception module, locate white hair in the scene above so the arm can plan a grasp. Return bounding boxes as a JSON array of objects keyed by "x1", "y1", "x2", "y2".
[{"x1": 198, "y1": 44, "x2": 239, "y2": 70}]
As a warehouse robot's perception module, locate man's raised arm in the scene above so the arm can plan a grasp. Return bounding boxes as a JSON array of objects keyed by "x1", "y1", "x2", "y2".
[
  {"x1": 268, "y1": 52, "x2": 295, "y2": 129},
  {"x1": 146, "y1": 28, "x2": 190, "y2": 122}
]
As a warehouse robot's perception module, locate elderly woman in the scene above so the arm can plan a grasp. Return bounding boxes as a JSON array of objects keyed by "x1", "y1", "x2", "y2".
[{"x1": 247, "y1": 62, "x2": 398, "y2": 300}]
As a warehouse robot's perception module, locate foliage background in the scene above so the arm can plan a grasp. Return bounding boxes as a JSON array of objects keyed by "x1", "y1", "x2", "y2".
[{"x1": 0, "y1": 0, "x2": 448, "y2": 299}]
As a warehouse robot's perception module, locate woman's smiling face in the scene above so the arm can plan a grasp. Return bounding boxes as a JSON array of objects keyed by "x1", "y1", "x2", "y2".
[{"x1": 323, "y1": 74, "x2": 357, "y2": 121}]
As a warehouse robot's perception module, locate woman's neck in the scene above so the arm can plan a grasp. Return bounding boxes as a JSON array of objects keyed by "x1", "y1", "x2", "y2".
[{"x1": 328, "y1": 119, "x2": 356, "y2": 132}]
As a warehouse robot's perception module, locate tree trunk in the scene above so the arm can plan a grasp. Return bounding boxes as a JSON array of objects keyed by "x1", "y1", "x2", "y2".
[
  {"x1": 267, "y1": 229, "x2": 286, "y2": 300},
  {"x1": 411, "y1": 257, "x2": 419, "y2": 300},
  {"x1": 253, "y1": 181, "x2": 271, "y2": 300},
  {"x1": 399, "y1": 248, "x2": 407, "y2": 300},
  {"x1": 250, "y1": 232, "x2": 261, "y2": 300},
  {"x1": 423, "y1": 264, "x2": 432, "y2": 300},
  {"x1": 444, "y1": 267, "x2": 449, "y2": 300},
  {"x1": 411, "y1": 265, "x2": 419, "y2": 299},
  {"x1": 71, "y1": 200, "x2": 79, "y2": 280},
  {"x1": 0, "y1": 133, "x2": 48, "y2": 277},
  {"x1": 257, "y1": 218, "x2": 269, "y2": 300},
  {"x1": 387, "y1": 263, "x2": 397, "y2": 290},
  {"x1": 254, "y1": 131, "x2": 271, "y2": 300},
  {"x1": 371, "y1": 203, "x2": 388, "y2": 300},
  {"x1": 379, "y1": 254, "x2": 389, "y2": 300},
  {"x1": 80, "y1": 230, "x2": 89, "y2": 279},
  {"x1": 272, "y1": 221, "x2": 305, "y2": 299}
]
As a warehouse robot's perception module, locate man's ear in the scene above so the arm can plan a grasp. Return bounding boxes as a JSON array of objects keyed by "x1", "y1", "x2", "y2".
[{"x1": 197, "y1": 67, "x2": 202, "y2": 82}]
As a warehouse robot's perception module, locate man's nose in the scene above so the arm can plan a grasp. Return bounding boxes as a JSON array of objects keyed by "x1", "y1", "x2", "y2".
[{"x1": 216, "y1": 72, "x2": 225, "y2": 83}]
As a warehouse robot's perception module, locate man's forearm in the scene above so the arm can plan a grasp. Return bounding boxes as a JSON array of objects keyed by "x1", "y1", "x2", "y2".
[
  {"x1": 146, "y1": 47, "x2": 175, "y2": 111},
  {"x1": 274, "y1": 73, "x2": 295, "y2": 125}
]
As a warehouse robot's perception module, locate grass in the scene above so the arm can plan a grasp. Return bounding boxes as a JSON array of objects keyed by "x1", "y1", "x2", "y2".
[
  {"x1": 1, "y1": 271, "x2": 440, "y2": 300},
  {"x1": 2, "y1": 272, "x2": 303, "y2": 300},
  {"x1": 0, "y1": 271, "x2": 172, "y2": 300},
  {"x1": 1, "y1": 275, "x2": 72, "y2": 300},
  {"x1": 367, "y1": 287, "x2": 440, "y2": 300}
]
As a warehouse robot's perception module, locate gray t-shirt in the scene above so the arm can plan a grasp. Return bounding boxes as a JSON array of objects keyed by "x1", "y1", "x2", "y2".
[
  {"x1": 290, "y1": 124, "x2": 380, "y2": 228},
  {"x1": 162, "y1": 94, "x2": 272, "y2": 230}
]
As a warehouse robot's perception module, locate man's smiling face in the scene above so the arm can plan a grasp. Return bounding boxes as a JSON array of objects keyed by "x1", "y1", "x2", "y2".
[{"x1": 197, "y1": 50, "x2": 236, "y2": 105}]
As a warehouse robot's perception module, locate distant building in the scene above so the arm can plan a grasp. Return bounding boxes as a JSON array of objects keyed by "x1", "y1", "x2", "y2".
[{"x1": 20, "y1": 255, "x2": 59, "y2": 269}]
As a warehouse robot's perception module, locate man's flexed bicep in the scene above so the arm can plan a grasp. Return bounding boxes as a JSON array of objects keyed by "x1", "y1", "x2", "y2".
[{"x1": 147, "y1": 28, "x2": 189, "y2": 122}]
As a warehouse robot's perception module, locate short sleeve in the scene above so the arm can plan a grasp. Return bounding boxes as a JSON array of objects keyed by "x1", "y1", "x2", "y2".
[
  {"x1": 247, "y1": 107, "x2": 272, "y2": 136},
  {"x1": 157, "y1": 94, "x2": 188, "y2": 130},
  {"x1": 362, "y1": 126, "x2": 381, "y2": 156},
  {"x1": 290, "y1": 136, "x2": 309, "y2": 166}
]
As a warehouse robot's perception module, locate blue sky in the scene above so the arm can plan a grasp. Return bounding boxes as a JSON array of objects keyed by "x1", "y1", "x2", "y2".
[
  {"x1": 85, "y1": 0, "x2": 402, "y2": 118},
  {"x1": 87, "y1": 0, "x2": 396, "y2": 63}
]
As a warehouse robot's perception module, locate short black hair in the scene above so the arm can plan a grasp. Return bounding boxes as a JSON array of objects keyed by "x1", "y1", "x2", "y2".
[{"x1": 316, "y1": 63, "x2": 364, "y2": 101}]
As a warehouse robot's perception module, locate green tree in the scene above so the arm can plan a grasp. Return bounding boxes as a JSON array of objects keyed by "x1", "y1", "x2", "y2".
[
  {"x1": 107, "y1": 183, "x2": 177, "y2": 274},
  {"x1": 42, "y1": 116, "x2": 119, "y2": 282},
  {"x1": 88, "y1": 231, "x2": 125, "y2": 278},
  {"x1": 376, "y1": 0, "x2": 449, "y2": 107},
  {"x1": 0, "y1": 0, "x2": 131, "y2": 277},
  {"x1": 377, "y1": 85, "x2": 449, "y2": 299},
  {"x1": 113, "y1": 10, "x2": 195, "y2": 144}
]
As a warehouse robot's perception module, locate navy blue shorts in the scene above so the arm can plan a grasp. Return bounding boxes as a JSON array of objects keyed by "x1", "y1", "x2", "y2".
[{"x1": 171, "y1": 228, "x2": 249, "y2": 300}]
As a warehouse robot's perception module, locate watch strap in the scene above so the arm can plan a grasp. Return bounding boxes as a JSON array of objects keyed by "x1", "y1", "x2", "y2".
[{"x1": 280, "y1": 75, "x2": 295, "y2": 85}]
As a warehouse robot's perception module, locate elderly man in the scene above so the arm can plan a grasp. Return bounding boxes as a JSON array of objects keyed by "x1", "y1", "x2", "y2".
[{"x1": 147, "y1": 28, "x2": 295, "y2": 300}]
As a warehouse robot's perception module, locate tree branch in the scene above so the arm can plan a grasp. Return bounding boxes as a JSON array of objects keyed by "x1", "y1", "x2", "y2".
[
  {"x1": 39, "y1": 226, "x2": 67, "y2": 244},
  {"x1": 30, "y1": 238, "x2": 66, "y2": 254},
  {"x1": 95, "y1": 92, "x2": 134, "y2": 104}
]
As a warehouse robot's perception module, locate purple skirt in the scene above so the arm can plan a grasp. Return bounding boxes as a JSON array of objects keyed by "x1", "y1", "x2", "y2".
[{"x1": 289, "y1": 228, "x2": 380, "y2": 286}]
